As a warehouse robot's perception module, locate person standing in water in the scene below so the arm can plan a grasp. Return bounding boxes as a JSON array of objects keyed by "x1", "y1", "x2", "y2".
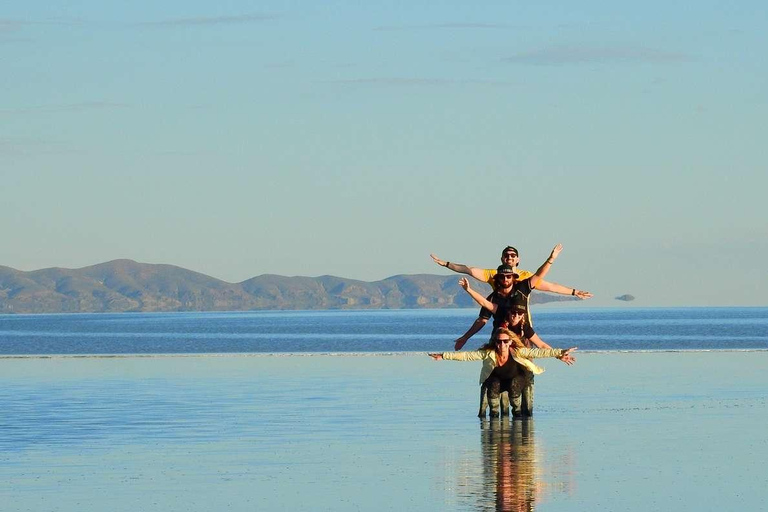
[
  {"x1": 429, "y1": 328, "x2": 576, "y2": 418},
  {"x1": 490, "y1": 292, "x2": 573, "y2": 416}
]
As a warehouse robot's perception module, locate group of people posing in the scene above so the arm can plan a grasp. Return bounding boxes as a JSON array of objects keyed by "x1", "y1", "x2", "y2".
[{"x1": 428, "y1": 244, "x2": 592, "y2": 418}]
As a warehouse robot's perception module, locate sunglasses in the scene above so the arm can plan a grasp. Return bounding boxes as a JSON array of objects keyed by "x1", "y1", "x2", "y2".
[
  {"x1": 509, "y1": 310, "x2": 525, "y2": 317},
  {"x1": 498, "y1": 274, "x2": 515, "y2": 279},
  {"x1": 494, "y1": 338, "x2": 512, "y2": 344}
]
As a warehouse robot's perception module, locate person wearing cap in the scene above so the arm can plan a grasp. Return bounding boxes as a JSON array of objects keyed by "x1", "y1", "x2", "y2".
[
  {"x1": 500, "y1": 292, "x2": 561, "y2": 355},
  {"x1": 428, "y1": 327, "x2": 577, "y2": 418},
  {"x1": 456, "y1": 246, "x2": 569, "y2": 416},
  {"x1": 432, "y1": 245, "x2": 529, "y2": 289},
  {"x1": 452, "y1": 244, "x2": 583, "y2": 350},
  {"x1": 430, "y1": 245, "x2": 593, "y2": 296},
  {"x1": 440, "y1": 245, "x2": 591, "y2": 350}
]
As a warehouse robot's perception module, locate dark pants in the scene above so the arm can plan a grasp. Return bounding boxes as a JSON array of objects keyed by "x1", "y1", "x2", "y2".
[{"x1": 479, "y1": 373, "x2": 534, "y2": 418}]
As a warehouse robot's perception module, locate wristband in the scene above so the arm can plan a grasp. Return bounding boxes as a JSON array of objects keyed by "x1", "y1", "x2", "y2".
[
  {"x1": 445, "y1": 261, "x2": 450, "y2": 268},
  {"x1": 571, "y1": 289, "x2": 576, "y2": 296}
]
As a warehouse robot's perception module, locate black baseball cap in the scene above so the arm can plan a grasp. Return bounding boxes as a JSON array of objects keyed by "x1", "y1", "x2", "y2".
[
  {"x1": 509, "y1": 292, "x2": 528, "y2": 311},
  {"x1": 496, "y1": 264, "x2": 520, "y2": 278},
  {"x1": 501, "y1": 246, "x2": 519, "y2": 257}
]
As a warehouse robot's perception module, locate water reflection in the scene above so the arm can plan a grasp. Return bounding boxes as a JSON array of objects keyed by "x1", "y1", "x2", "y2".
[
  {"x1": 461, "y1": 419, "x2": 573, "y2": 512},
  {"x1": 480, "y1": 418, "x2": 538, "y2": 511}
]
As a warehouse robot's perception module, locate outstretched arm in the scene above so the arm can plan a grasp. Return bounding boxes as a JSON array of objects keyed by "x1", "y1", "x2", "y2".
[
  {"x1": 528, "y1": 333, "x2": 576, "y2": 365},
  {"x1": 430, "y1": 254, "x2": 488, "y2": 283},
  {"x1": 454, "y1": 316, "x2": 489, "y2": 350},
  {"x1": 516, "y1": 346, "x2": 578, "y2": 360},
  {"x1": 529, "y1": 244, "x2": 562, "y2": 289},
  {"x1": 536, "y1": 279, "x2": 593, "y2": 299},
  {"x1": 429, "y1": 350, "x2": 486, "y2": 361},
  {"x1": 459, "y1": 277, "x2": 496, "y2": 312}
]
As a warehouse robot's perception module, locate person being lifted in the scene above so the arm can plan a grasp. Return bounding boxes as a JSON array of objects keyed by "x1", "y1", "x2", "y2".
[
  {"x1": 432, "y1": 244, "x2": 592, "y2": 350},
  {"x1": 431, "y1": 245, "x2": 593, "y2": 296}
]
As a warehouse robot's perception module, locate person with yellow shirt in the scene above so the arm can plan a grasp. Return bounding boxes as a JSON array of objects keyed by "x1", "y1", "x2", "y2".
[
  {"x1": 431, "y1": 245, "x2": 531, "y2": 290},
  {"x1": 431, "y1": 244, "x2": 593, "y2": 296},
  {"x1": 430, "y1": 244, "x2": 592, "y2": 350}
]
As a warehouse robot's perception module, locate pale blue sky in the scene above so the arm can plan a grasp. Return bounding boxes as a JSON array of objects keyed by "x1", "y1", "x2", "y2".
[{"x1": 2, "y1": 1, "x2": 766, "y2": 306}]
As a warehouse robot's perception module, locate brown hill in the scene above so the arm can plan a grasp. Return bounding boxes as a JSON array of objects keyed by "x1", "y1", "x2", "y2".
[{"x1": 0, "y1": 260, "x2": 577, "y2": 314}]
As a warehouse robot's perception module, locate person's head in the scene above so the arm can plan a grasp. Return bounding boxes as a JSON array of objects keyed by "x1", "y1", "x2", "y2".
[
  {"x1": 505, "y1": 293, "x2": 528, "y2": 327},
  {"x1": 490, "y1": 327, "x2": 524, "y2": 353},
  {"x1": 500, "y1": 246, "x2": 520, "y2": 268},
  {"x1": 495, "y1": 264, "x2": 519, "y2": 289}
]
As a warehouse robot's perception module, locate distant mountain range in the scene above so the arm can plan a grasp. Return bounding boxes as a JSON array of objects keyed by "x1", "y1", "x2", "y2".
[{"x1": 0, "y1": 259, "x2": 578, "y2": 314}]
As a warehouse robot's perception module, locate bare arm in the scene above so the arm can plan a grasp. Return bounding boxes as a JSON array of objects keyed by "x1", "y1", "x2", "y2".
[
  {"x1": 454, "y1": 316, "x2": 488, "y2": 351},
  {"x1": 529, "y1": 244, "x2": 562, "y2": 289},
  {"x1": 459, "y1": 277, "x2": 496, "y2": 312},
  {"x1": 536, "y1": 279, "x2": 593, "y2": 299},
  {"x1": 529, "y1": 333, "x2": 576, "y2": 365},
  {"x1": 528, "y1": 333, "x2": 551, "y2": 349},
  {"x1": 430, "y1": 254, "x2": 488, "y2": 283}
]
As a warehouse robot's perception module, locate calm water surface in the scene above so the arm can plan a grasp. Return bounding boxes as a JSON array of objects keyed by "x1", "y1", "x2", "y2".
[
  {"x1": 1, "y1": 307, "x2": 767, "y2": 355},
  {"x1": 2, "y1": 353, "x2": 767, "y2": 511},
  {"x1": 2, "y1": 309, "x2": 767, "y2": 511}
]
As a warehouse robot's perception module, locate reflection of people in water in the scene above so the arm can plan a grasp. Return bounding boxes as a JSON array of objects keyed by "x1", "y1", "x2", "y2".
[
  {"x1": 428, "y1": 328, "x2": 576, "y2": 417},
  {"x1": 449, "y1": 419, "x2": 575, "y2": 511},
  {"x1": 481, "y1": 418, "x2": 539, "y2": 512}
]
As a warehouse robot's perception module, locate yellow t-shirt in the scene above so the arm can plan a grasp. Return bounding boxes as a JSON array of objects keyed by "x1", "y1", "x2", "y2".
[{"x1": 482, "y1": 268, "x2": 534, "y2": 289}]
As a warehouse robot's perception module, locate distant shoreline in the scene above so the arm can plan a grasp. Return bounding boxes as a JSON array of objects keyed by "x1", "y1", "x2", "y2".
[{"x1": 1, "y1": 258, "x2": 589, "y2": 314}]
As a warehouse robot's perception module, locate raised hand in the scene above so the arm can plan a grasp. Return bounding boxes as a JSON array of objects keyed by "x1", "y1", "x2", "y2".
[
  {"x1": 428, "y1": 353, "x2": 443, "y2": 360},
  {"x1": 549, "y1": 243, "x2": 563, "y2": 261},
  {"x1": 573, "y1": 290, "x2": 593, "y2": 299},
  {"x1": 430, "y1": 254, "x2": 446, "y2": 267},
  {"x1": 458, "y1": 277, "x2": 470, "y2": 291}
]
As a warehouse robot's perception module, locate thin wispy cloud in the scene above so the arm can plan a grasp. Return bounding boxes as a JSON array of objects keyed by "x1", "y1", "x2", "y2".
[
  {"x1": 1, "y1": 17, "x2": 86, "y2": 43},
  {"x1": 504, "y1": 44, "x2": 694, "y2": 65},
  {"x1": 328, "y1": 78, "x2": 515, "y2": 87},
  {"x1": 2, "y1": 14, "x2": 272, "y2": 31},
  {"x1": 0, "y1": 137, "x2": 75, "y2": 158},
  {"x1": 0, "y1": 102, "x2": 129, "y2": 115},
  {"x1": 375, "y1": 23, "x2": 517, "y2": 31},
  {"x1": 0, "y1": 19, "x2": 21, "y2": 33},
  {"x1": 0, "y1": 17, "x2": 85, "y2": 29},
  {"x1": 137, "y1": 13, "x2": 276, "y2": 28}
]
